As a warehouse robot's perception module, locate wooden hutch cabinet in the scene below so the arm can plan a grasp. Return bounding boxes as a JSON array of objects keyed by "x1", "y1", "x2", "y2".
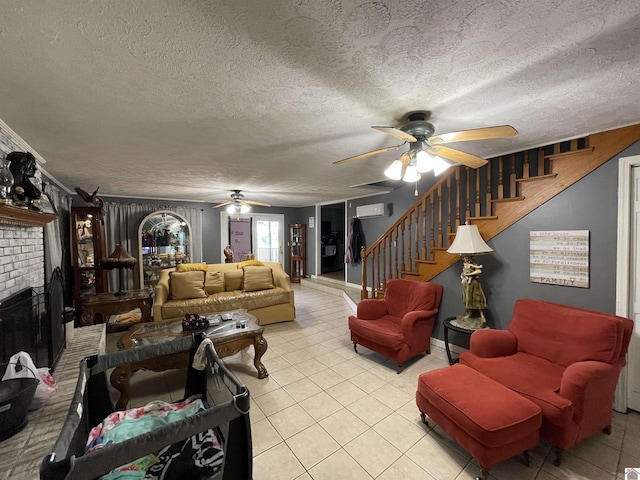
[
  {"x1": 71, "y1": 206, "x2": 108, "y2": 324},
  {"x1": 288, "y1": 223, "x2": 306, "y2": 283}
]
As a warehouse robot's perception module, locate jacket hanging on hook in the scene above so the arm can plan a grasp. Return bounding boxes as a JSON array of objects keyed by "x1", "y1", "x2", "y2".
[{"x1": 345, "y1": 216, "x2": 365, "y2": 264}]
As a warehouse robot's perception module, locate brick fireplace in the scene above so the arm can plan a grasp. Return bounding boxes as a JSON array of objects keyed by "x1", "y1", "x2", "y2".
[{"x1": 0, "y1": 225, "x2": 45, "y2": 297}]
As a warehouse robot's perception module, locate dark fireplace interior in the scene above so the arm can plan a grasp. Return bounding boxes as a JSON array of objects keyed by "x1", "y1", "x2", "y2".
[{"x1": 0, "y1": 268, "x2": 65, "y2": 370}]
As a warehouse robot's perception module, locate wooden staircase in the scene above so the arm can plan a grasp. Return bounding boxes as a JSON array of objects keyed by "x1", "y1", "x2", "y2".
[{"x1": 360, "y1": 124, "x2": 640, "y2": 299}]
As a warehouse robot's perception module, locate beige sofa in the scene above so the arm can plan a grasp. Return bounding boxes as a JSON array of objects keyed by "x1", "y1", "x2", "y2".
[{"x1": 153, "y1": 261, "x2": 295, "y2": 325}]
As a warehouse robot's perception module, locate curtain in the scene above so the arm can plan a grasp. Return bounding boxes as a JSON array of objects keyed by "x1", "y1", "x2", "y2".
[
  {"x1": 43, "y1": 183, "x2": 71, "y2": 282},
  {"x1": 102, "y1": 202, "x2": 203, "y2": 290}
]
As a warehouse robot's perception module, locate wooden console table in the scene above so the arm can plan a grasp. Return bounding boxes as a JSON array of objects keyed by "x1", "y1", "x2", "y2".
[
  {"x1": 80, "y1": 289, "x2": 153, "y2": 328},
  {"x1": 109, "y1": 311, "x2": 268, "y2": 410}
]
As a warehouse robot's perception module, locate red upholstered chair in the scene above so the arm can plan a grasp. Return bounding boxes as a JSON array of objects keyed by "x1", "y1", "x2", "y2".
[
  {"x1": 460, "y1": 299, "x2": 633, "y2": 465},
  {"x1": 349, "y1": 279, "x2": 443, "y2": 372}
]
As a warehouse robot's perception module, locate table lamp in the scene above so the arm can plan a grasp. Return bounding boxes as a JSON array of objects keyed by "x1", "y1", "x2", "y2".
[
  {"x1": 446, "y1": 223, "x2": 493, "y2": 329},
  {"x1": 100, "y1": 243, "x2": 137, "y2": 295}
]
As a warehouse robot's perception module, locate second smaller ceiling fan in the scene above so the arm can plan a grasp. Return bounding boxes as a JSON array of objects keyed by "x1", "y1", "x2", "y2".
[{"x1": 213, "y1": 190, "x2": 271, "y2": 214}]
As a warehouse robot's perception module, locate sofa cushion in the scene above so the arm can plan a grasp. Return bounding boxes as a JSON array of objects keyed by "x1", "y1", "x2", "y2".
[
  {"x1": 204, "y1": 271, "x2": 225, "y2": 294},
  {"x1": 170, "y1": 271, "x2": 207, "y2": 300},
  {"x1": 243, "y1": 266, "x2": 274, "y2": 292},
  {"x1": 160, "y1": 287, "x2": 291, "y2": 319},
  {"x1": 237, "y1": 259, "x2": 264, "y2": 268},
  {"x1": 510, "y1": 299, "x2": 623, "y2": 366},
  {"x1": 460, "y1": 351, "x2": 574, "y2": 426},
  {"x1": 176, "y1": 263, "x2": 208, "y2": 272},
  {"x1": 224, "y1": 269, "x2": 243, "y2": 291},
  {"x1": 348, "y1": 315, "x2": 405, "y2": 350}
]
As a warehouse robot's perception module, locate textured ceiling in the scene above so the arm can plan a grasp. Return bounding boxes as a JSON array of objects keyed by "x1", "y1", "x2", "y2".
[{"x1": 1, "y1": 1, "x2": 639, "y2": 207}]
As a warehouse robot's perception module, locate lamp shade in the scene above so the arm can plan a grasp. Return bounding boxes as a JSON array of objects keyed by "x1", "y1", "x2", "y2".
[
  {"x1": 446, "y1": 224, "x2": 493, "y2": 255},
  {"x1": 100, "y1": 243, "x2": 137, "y2": 270}
]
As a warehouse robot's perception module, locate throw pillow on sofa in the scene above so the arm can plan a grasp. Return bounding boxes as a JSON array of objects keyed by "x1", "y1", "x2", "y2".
[
  {"x1": 176, "y1": 263, "x2": 208, "y2": 272},
  {"x1": 237, "y1": 259, "x2": 264, "y2": 268},
  {"x1": 204, "y1": 271, "x2": 225, "y2": 294},
  {"x1": 170, "y1": 271, "x2": 207, "y2": 300},
  {"x1": 242, "y1": 266, "x2": 274, "y2": 292},
  {"x1": 224, "y1": 269, "x2": 244, "y2": 291}
]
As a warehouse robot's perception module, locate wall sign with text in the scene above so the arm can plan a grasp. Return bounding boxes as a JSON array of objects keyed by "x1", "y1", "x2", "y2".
[{"x1": 529, "y1": 230, "x2": 589, "y2": 288}]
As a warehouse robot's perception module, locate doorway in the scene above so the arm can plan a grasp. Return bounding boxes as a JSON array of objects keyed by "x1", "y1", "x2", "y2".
[
  {"x1": 220, "y1": 213, "x2": 285, "y2": 267},
  {"x1": 615, "y1": 155, "x2": 640, "y2": 412},
  {"x1": 320, "y1": 202, "x2": 346, "y2": 282}
]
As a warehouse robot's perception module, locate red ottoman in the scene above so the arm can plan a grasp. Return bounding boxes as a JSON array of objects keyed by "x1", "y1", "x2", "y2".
[{"x1": 416, "y1": 364, "x2": 542, "y2": 480}]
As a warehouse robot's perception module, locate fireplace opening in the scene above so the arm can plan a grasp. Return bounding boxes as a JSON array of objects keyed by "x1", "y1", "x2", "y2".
[{"x1": 0, "y1": 268, "x2": 65, "y2": 369}]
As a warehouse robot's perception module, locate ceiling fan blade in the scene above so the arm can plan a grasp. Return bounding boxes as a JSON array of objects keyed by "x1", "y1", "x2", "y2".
[
  {"x1": 427, "y1": 125, "x2": 518, "y2": 144},
  {"x1": 333, "y1": 144, "x2": 404, "y2": 165},
  {"x1": 246, "y1": 200, "x2": 271, "y2": 207},
  {"x1": 213, "y1": 201, "x2": 233, "y2": 208},
  {"x1": 427, "y1": 145, "x2": 488, "y2": 168},
  {"x1": 372, "y1": 126, "x2": 417, "y2": 142}
]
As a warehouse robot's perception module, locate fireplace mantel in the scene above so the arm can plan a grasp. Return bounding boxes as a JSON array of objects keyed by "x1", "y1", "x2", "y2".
[{"x1": 0, "y1": 203, "x2": 56, "y2": 227}]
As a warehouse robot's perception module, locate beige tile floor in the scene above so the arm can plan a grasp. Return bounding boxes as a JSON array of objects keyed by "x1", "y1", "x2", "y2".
[{"x1": 3, "y1": 284, "x2": 640, "y2": 479}]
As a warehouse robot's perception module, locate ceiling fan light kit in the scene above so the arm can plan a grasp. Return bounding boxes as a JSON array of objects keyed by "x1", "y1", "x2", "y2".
[
  {"x1": 214, "y1": 189, "x2": 271, "y2": 213},
  {"x1": 226, "y1": 203, "x2": 251, "y2": 214}
]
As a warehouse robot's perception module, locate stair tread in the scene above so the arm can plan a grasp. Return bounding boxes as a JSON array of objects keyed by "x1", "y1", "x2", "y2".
[
  {"x1": 491, "y1": 196, "x2": 525, "y2": 203},
  {"x1": 467, "y1": 215, "x2": 498, "y2": 221},
  {"x1": 545, "y1": 147, "x2": 594, "y2": 160},
  {"x1": 516, "y1": 173, "x2": 558, "y2": 183}
]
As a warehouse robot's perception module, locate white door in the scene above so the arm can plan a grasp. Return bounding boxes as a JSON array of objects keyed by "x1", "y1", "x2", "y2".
[
  {"x1": 220, "y1": 213, "x2": 285, "y2": 267},
  {"x1": 628, "y1": 166, "x2": 640, "y2": 411}
]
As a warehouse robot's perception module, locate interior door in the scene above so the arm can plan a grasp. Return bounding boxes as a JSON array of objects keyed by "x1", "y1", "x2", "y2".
[
  {"x1": 629, "y1": 166, "x2": 640, "y2": 411},
  {"x1": 220, "y1": 213, "x2": 284, "y2": 267}
]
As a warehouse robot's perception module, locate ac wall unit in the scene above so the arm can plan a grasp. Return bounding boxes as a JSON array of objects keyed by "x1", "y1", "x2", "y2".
[{"x1": 356, "y1": 203, "x2": 387, "y2": 218}]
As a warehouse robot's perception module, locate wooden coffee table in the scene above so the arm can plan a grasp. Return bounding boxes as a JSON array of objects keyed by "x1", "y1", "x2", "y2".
[{"x1": 109, "y1": 310, "x2": 268, "y2": 410}]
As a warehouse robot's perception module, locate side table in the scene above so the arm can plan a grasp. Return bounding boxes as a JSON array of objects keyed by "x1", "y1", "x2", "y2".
[
  {"x1": 81, "y1": 289, "x2": 153, "y2": 330},
  {"x1": 443, "y1": 316, "x2": 490, "y2": 365}
]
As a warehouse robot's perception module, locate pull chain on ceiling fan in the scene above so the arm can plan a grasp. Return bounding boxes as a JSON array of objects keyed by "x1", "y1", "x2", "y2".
[
  {"x1": 213, "y1": 190, "x2": 271, "y2": 214},
  {"x1": 334, "y1": 112, "x2": 518, "y2": 183}
]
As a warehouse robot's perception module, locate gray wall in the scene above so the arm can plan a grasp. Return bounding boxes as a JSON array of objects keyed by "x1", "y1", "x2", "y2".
[{"x1": 344, "y1": 176, "x2": 441, "y2": 284}]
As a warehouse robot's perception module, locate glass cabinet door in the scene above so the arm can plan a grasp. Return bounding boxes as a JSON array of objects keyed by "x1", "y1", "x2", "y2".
[
  {"x1": 138, "y1": 210, "x2": 191, "y2": 289},
  {"x1": 288, "y1": 223, "x2": 306, "y2": 283},
  {"x1": 71, "y1": 205, "x2": 107, "y2": 324}
]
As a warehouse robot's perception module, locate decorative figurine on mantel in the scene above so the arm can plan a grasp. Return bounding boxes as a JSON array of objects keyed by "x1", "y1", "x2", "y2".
[
  {"x1": 75, "y1": 186, "x2": 104, "y2": 209},
  {"x1": 7, "y1": 151, "x2": 42, "y2": 210}
]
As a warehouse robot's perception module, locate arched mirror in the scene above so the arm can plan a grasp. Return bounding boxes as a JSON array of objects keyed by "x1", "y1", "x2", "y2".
[{"x1": 138, "y1": 210, "x2": 192, "y2": 289}]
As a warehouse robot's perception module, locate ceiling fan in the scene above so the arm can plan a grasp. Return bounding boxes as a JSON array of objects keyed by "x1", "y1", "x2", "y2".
[
  {"x1": 213, "y1": 190, "x2": 271, "y2": 214},
  {"x1": 334, "y1": 112, "x2": 518, "y2": 182}
]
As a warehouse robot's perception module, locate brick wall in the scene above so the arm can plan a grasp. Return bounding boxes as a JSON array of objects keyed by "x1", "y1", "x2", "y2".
[
  {"x1": 0, "y1": 226, "x2": 45, "y2": 299},
  {"x1": 0, "y1": 121, "x2": 46, "y2": 301}
]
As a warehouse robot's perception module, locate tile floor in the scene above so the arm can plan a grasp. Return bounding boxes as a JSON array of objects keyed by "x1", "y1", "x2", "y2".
[{"x1": 3, "y1": 284, "x2": 640, "y2": 479}]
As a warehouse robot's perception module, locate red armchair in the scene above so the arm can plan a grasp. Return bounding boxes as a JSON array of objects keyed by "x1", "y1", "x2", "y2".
[
  {"x1": 460, "y1": 299, "x2": 633, "y2": 464},
  {"x1": 348, "y1": 279, "x2": 443, "y2": 372}
]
